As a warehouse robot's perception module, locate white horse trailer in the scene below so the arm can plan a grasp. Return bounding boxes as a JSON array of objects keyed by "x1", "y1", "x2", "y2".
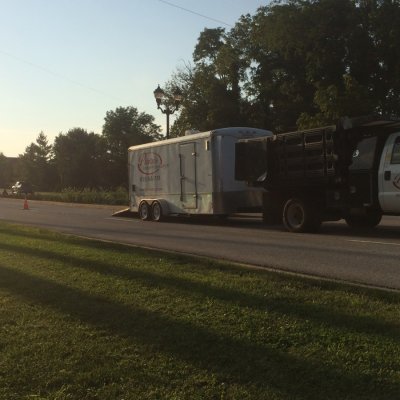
[{"x1": 128, "y1": 127, "x2": 272, "y2": 221}]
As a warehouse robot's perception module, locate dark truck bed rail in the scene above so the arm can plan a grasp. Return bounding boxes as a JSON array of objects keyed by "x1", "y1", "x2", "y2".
[{"x1": 235, "y1": 116, "x2": 400, "y2": 190}]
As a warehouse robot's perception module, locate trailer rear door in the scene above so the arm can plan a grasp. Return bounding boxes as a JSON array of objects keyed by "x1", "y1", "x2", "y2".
[{"x1": 179, "y1": 142, "x2": 197, "y2": 209}]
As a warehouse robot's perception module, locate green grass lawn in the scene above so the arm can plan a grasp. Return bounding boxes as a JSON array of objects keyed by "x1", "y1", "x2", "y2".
[{"x1": 0, "y1": 222, "x2": 399, "y2": 400}]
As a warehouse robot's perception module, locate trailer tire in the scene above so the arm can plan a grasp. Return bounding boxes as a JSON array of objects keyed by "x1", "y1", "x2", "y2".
[
  {"x1": 282, "y1": 198, "x2": 321, "y2": 233},
  {"x1": 151, "y1": 201, "x2": 163, "y2": 222},
  {"x1": 138, "y1": 201, "x2": 151, "y2": 221},
  {"x1": 345, "y1": 211, "x2": 382, "y2": 229}
]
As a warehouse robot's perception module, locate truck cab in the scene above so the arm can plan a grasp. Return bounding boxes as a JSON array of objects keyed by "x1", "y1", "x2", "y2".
[{"x1": 349, "y1": 130, "x2": 400, "y2": 215}]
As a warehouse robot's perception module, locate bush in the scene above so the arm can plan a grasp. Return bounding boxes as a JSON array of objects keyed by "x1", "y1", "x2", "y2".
[{"x1": 22, "y1": 187, "x2": 128, "y2": 205}]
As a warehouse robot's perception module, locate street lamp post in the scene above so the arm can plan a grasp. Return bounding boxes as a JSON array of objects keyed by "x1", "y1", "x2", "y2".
[{"x1": 153, "y1": 85, "x2": 183, "y2": 139}]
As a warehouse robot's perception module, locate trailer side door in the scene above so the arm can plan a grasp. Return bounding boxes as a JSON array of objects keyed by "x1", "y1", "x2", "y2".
[{"x1": 179, "y1": 142, "x2": 197, "y2": 209}]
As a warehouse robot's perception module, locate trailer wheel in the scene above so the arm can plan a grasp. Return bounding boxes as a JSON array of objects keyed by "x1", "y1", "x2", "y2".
[
  {"x1": 138, "y1": 201, "x2": 151, "y2": 221},
  {"x1": 345, "y1": 211, "x2": 382, "y2": 229},
  {"x1": 282, "y1": 198, "x2": 321, "y2": 233},
  {"x1": 151, "y1": 201, "x2": 163, "y2": 222}
]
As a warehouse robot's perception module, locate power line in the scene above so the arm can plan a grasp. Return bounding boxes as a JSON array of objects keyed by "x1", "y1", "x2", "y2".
[
  {"x1": 156, "y1": 0, "x2": 233, "y2": 28},
  {"x1": 0, "y1": 49, "x2": 125, "y2": 102}
]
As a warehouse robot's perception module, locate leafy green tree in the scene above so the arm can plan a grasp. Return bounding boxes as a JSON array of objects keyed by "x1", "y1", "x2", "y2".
[
  {"x1": 102, "y1": 106, "x2": 161, "y2": 186},
  {"x1": 0, "y1": 153, "x2": 8, "y2": 188},
  {"x1": 297, "y1": 74, "x2": 375, "y2": 128},
  {"x1": 169, "y1": 27, "x2": 250, "y2": 136},
  {"x1": 19, "y1": 132, "x2": 56, "y2": 190},
  {"x1": 53, "y1": 128, "x2": 104, "y2": 189},
  {"x1": 245, "y1": 0, "x2": 356, "y2": 130},
  {"x1": 248, "y1": 0, "x2": 400, "y2": 129},
  {"x1": 366, "y1": 0, "x2": 400, "y2": 115}
]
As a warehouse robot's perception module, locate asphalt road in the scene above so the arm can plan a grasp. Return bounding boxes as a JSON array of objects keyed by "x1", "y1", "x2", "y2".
[{"x1": 1, "y1": 197, "x2": 400, "y2": 291}]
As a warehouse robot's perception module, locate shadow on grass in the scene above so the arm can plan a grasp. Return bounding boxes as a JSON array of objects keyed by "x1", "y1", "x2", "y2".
[
  {"x1": 0, "y1": 262, "x2": 399, "y2": 399},
  {"x1": 1, "y1": 237, "x2": 400, "y2": 345}
]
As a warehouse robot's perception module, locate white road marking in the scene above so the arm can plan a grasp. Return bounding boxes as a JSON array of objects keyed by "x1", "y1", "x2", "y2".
[{"x1": 348, "y1": 239, "x2": 400, "y2": 247}]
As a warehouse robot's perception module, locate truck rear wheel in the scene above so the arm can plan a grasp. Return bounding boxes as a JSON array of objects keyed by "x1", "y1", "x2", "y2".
[
  {"x1": 345, "y1": 211, "x2": 382, "y2": 229},
  {"x1": 282, "y1": 198, "x2": 321, "y2": 233},
  {"x1": 138, "y1": 201, "x2": 151, "y2": 221}
]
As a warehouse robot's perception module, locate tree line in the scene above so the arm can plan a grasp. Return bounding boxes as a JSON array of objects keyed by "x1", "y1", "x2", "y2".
[
  {"x1": 2, "y1": 0, "x2": 399, "y2": 191},
  {"x1": 0, "y1": 107, "x2": 161, "y2": 190}
]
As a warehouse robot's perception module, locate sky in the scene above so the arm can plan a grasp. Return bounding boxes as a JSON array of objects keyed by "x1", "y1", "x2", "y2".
[{"x1": 0, "y1": 0, "x2": 268, "y2": 157}]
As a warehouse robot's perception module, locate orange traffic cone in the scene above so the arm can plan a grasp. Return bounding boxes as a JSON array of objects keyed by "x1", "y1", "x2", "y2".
[{"x1": 23, "y1": 196, "x2": 29, "y2": 210}]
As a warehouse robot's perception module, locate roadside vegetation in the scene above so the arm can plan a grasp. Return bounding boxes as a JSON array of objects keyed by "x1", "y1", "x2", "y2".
[
  {"x1": 1, "y1": 187, "x2": 128, "y2": 206},
  {"x1": 0, "y1": 221, "x2": 399, "y2": 399},
  {"x1": 32, "y1": 188, "x2": 128, "y2": 205}
]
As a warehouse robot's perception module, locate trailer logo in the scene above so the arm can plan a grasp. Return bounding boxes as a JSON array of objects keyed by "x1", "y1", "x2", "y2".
[{"x1": 138, "y1": 152, "x2": 162, "y2": 175}]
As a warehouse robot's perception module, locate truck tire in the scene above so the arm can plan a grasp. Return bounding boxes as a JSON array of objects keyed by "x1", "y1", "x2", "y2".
[
  {"x1": 151, "y1": 201, "x2": 163, "y2": 222},
  {"x1": 345, "y1": 211, "x2": 382, "y2": 229},
  {"x1": 282, "y1": 198, "x2": 321, "y2": 233},
  {"x1": 138, "y1": 201, "x2": 151, "y2": 221}
]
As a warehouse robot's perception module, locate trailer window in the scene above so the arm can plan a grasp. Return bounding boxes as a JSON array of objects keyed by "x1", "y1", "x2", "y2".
[
  {"x1": 350, "y1": 136, "x2": 377, "y2": 170},
  {"x1": 391, "y1": 136, "x2": 400, "y2": 164}
]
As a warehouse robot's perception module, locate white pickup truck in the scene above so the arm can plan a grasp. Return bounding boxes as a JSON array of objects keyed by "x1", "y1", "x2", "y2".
[
  {"x1": 378, "y1": 132, "x2": 400, "y2": 213},
  {"x1": 235, "y1": 116, "x2": 400, "y2": 232}
]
